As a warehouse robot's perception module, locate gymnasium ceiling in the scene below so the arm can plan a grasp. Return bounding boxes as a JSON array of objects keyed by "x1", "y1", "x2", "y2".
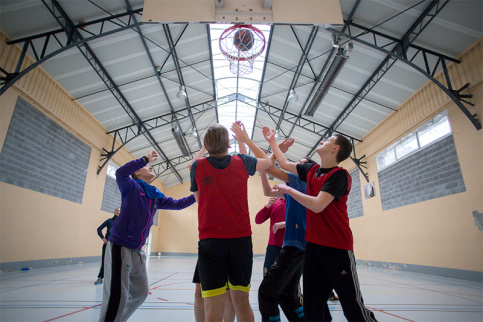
[{"x1": 0, "y1": 0, "x2": 481, "y2": 187}]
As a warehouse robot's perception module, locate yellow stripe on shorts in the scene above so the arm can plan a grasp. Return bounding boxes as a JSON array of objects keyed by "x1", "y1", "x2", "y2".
[
  {"x1": 201, "y1": 283, "x2": 228, "y2": 298},
  {"x1": 228, "y1": 281, "x2": 251, "y2": 292}
]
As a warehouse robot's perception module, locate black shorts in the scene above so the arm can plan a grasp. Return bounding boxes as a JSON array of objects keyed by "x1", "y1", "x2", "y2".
[
  {"x1": 192, "y1": 261, "x2": 201, "y2": 283},
  {"x1": 198, "y1": 236, "x2": 253, "y2": 298}
]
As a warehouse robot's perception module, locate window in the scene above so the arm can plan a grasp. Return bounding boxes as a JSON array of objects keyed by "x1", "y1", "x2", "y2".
[
  {"x1": 395, "y1": 133, "x2": 418, "y2": 159},
  {"x1": 418, "y1": 113, "x2": 452, "y2": 148},
  {"x1": 106, "y1": 162, "x2": 119, "y2": 179},
  {"x1": 376, "y1": 110, "x2": 451, "y2": 171}
]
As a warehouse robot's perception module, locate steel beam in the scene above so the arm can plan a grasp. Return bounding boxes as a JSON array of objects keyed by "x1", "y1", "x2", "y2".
[
  {"x1": 306, "y1": 0, "x2": 479, "y2": 158},
  {"x1": 1, "y1": 6, "x2": 144, "y2": 95},
  {"x1": 41, "y1": 0, "x2": 183, "y2": 183},
  {"x1": 98, "y1": 99, "x2": 217, "y2": 175}
]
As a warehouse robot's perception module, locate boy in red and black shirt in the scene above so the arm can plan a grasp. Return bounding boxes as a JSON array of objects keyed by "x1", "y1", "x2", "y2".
[
  {"x1": 263, "y1": 127, "x2": 378, "y2": 322},
  {"x1": 190, "y1": 122, "x2": 271, "y2": 322}
]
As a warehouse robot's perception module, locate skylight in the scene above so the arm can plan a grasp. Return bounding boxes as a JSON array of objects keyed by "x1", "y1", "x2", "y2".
[{"x1": 209, "y1": 24, "x2": 271, "y2": 154}]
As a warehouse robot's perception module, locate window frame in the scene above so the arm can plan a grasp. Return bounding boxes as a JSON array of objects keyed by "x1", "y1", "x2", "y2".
[{"x1": 376, "y1": 110, "x2": 452, "y2": 172}]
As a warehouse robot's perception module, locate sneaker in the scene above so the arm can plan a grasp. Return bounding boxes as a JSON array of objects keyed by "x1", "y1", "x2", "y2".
[
  {"x1": 328, "y1": 293, "x2": 339, "y2": 301},
  {"x1": 94, "y1": 278, "x2": 103, "y2": 285}
]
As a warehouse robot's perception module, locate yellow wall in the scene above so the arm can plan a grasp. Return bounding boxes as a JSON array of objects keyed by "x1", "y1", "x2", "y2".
[
  {"x1": 0, "y1": 31, "x2": 164, "y2": 263},
  {"x1": 340, "y1": 39, "x2": 483, "y2": 272}
]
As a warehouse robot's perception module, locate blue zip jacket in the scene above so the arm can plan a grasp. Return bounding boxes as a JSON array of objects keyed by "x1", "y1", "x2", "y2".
[{"x1": 109, "y1": 157, "x2": 196, "y2": 249}]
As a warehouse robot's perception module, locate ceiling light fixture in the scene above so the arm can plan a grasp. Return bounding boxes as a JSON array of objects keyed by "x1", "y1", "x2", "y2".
[
  {"x1": 172, "y1": 125, "x2": 190, "y2": 156},
  {"x1": 305, "y1": 42, "x2": 353, "y2": 117},
  {"x1": 177, "y1": 85, "x2": 187, "y2": 100},
  {"x1": 186, "y1": 126, "x2": 198, "y2": 138},
  {"x1": 288, "y1": 89, "x2": 298, "y2": 104},
  {"x1": 275, "y1": 129, "x2": 280, "y2": 139}
]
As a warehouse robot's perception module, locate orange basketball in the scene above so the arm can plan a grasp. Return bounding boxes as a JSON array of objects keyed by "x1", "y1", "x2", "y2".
[{"x1": 233, "y1": 29, "x2": 254, "y2": 52}]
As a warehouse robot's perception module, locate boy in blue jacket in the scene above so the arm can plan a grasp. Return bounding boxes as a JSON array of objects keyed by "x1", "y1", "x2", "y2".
[{"x1": 99, "y1": 150, "x2": 196, "y2": 322}]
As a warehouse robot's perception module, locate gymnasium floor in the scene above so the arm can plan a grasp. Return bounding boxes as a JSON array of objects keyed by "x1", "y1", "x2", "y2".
[{"x1": 0, "y1": 255, "x2": 481, "y2": 322}]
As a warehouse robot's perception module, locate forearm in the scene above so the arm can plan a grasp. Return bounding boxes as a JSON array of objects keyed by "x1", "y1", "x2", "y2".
[
  {"x1": 260, "y1": 171, "x2": 283, "y2": 197},
  {"x1": 158, "y1": 194, "x2": 196, "y2": 210},
  {"x1": 255, "y1": 206, "x2": 270, "y2": 224},
  {"x1": 244, "y1": 139, "x2": 270, "y2": 171},
  {"x1": 269, "y1": 141, "x2": 297, "y2": 174},
  {"x1": 244, "y1": 138, "x2": 266, "y2": 160},
  {"x1": 116, "y1": 158, "x2": 146, "y2": 177},
  {"x1": 282, "y1": 188, "x2": 331, "y2": 213},
  {"x1": 265, "y1": 165, "x2": 289, "y2": 183},
  {"x1": 189, "y1": 146, "x2": 207, "y2": 171},
  {"x1": 238, "y1": 141, "x2": 247, "y2": 155},
  {"x1": 97, "y1": 227, "x2": 104, "y2": 239}
]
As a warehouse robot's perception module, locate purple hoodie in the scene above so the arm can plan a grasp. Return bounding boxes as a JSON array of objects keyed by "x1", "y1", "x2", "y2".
[{"x1": 109, "y1": 157, "x2": 196, "y2": 249}]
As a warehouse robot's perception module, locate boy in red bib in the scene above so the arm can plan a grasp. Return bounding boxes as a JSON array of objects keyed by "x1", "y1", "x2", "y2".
[
  {"x1": 263, "y1": 127, "x2": 377, "y2": 322},
  {"x1": 190, "y1": 122, "x2": 272, "y2": 322}
]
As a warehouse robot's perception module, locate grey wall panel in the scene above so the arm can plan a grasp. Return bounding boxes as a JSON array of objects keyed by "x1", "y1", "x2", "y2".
[
  {"x1": 347, "y1": 168, "x2": 364, "y2": 219},
  {"x1": 100, "y1": 175, "x2": 121, "y2": 213},
  {"x1": 0, "y1": 97, "x2": 91, "y2": 203},
  {"x1": 379, "y1": 135, "x2": 466, "y2": 211}
]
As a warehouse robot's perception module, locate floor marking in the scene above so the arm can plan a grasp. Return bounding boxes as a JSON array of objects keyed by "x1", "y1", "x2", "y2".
[
  {"x1": 43, "y1": 304, "x2": 101, "y2": 321},
  {"x1": 366, "y1": 305, "x2": 415, "y2": 322}
]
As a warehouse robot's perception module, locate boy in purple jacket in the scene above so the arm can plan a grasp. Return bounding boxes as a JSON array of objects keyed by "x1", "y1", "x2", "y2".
[{"x1": 99, "y1": 150, "x2": 196, "y2": 321}]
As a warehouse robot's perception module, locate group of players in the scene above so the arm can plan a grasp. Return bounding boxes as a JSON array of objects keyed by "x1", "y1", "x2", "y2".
[{"x1": 97, "y1": 121, "x2": 377, "y2": 322}]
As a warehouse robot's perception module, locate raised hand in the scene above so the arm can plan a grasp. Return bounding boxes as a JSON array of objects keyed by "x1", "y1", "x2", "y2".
[
  {"x1": 262, "y1": 126, "x2": 276, "y2": 143},
  {"x1": 279, "y1": 138, "x2": 295, "y2": 153},
  {"x1": 147, "y1": 150, "x2": 159, "y2": 163},
  {"x1": 231, "y1": 121, "x2": 249, "y2": 143}
]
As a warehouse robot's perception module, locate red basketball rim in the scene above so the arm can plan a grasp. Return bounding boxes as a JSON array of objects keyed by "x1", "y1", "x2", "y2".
[{"x1": 219, "y1": 24, "x2": 266, "y2": 62}]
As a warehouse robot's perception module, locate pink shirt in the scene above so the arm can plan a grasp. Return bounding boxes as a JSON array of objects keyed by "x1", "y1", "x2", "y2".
[{"x1": 255, "y1": 198, "x2": 286, "y2": 247}]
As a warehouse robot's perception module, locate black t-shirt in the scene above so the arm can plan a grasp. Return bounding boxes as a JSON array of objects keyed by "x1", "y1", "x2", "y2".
[{"x1": 296, "y1": 163, "x2": 348, "y2": 201}]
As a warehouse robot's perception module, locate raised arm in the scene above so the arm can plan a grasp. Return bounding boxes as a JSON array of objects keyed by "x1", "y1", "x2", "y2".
[
  {"x1": 231, "y1": 122, "x2": 271, "y2": 172},
  {"x1": 260, "y1": 170, "x2": 284, "y2": 198},
  {"x1": 255, "y1": 197, "x2": 278, "y2": 224},
  {"x1": 263, "y1": 127, "x2": 298, "y2": 174},
  {"x1": 264, "y1": 138, "x2": 295, "y2": 182},
  {"x1": 189, "y1": 146, "x2": 207, "y2": 171},
  {"x1": 189, "y1": 146, "x2": 206, "y2": 204},
  {"x1": 233, "y1": 120, "x2": 248, "y2": 155}
]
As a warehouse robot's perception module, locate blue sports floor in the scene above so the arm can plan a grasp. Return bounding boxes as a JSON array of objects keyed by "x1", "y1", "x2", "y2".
[{"x1": 0, "y1": 255, "x2": 482, "y2": 321}]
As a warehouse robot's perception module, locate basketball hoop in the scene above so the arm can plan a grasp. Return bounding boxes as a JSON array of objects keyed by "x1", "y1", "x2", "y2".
[{"x1": 219, "y1": 25, "x2": 266, "y2": 76}]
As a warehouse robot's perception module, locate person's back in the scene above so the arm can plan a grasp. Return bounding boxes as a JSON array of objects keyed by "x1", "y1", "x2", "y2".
[
  {"x1": 195, "y1": 155, "x2": 251, "y2": 239},
  {"x1": 190, "y1": 122, "x2": 272, "y2": 322}
]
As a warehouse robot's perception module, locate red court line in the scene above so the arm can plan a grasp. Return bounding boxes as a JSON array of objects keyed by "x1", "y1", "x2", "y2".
[
  {"x1": 43, "y1": 304, "x2": 101, "y2": 321},
  {"x1": 150, "y1": 281, "x2": 190, "y2": 290},
  {"x1": 366, "y1": 306, "x2": 415, "y2": 322}
]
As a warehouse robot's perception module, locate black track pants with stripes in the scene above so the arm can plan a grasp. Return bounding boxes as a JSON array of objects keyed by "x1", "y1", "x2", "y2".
[
  {"x1": 98, "y1": 242, "x2": 149, "y2": 322},
  {"x1": 303, "y1": 243, "x2": 377, "y2": 322}
]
